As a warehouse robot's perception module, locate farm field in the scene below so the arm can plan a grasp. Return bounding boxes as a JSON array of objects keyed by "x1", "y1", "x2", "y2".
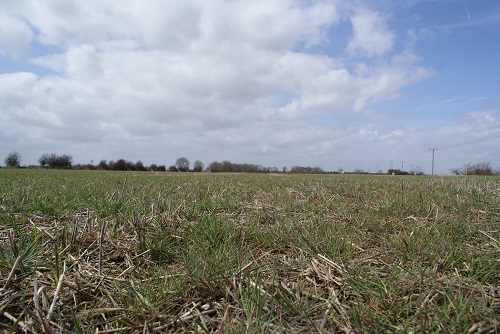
[{"x1": 0, "y1": 169, "x2": 499, "y2": 333}]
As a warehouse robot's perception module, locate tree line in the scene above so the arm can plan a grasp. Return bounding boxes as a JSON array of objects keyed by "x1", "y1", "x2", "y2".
[
  {"x1": 3, "y1": 151, "x2": 327, "y2": 174},
  {"x1": 4, "y1": 150, "x2": 500, "y2": 175}
]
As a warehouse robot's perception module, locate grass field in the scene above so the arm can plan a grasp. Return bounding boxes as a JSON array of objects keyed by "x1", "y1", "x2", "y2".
[{"x1": 0, "y1": 169, "x2": 499, "y2": 333}]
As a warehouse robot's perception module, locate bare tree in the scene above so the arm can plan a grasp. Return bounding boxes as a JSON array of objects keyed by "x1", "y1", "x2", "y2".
[
  {"x1": 193, "y1": 160, "x2": 204, "y2": 172},
  {"x1": 39, "y1": 153, "x2": 73, "y2": 169},
  {"x1": 39, "y1": 153, "x2": 50, "y2": 167},
  {"x1": 449, "y1": 162, "x2": 494, "y2": 176},
  {"x1": 464, "y1": 162, "x2": 493, "y2": 175},
  {"x1": 175, "y1": 157, "x2": 190, "y2": 172},
  {"x1": 5, "y1": 151, "x2": 21, "y2": 167}
]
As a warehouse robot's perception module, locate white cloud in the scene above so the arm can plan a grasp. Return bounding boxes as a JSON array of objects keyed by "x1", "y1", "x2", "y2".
[
  {"x1": 458, "y1": 110, "x2": 500, "y2": 129},
  {"x1": 347, "y1": 7, "x2": 395, "y2": 57},
  {"x1": 0, "y1": 13, "x2": 33, "y2": 58}
]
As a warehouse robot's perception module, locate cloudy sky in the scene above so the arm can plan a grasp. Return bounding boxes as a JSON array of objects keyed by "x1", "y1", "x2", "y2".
[{"x1": 1, "y1": 0, "x2": 499, "y2": 173}]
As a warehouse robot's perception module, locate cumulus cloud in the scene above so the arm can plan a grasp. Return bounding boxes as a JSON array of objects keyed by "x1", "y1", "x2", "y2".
[
  {"x1": 347, "y1": 7, "x2": 395, "y2": 57},
  {"x1": 0, "y1": 13, "x2": 33, "y2": 57},
  {"x1": 3, "y1": 0, "x2": 494, "y2": 173}
]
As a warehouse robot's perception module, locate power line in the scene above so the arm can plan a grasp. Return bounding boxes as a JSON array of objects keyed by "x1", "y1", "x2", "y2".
[
  {"x1": 426, "y1": 128, "x2": 499, "y2": 176},
  {"x1": 439, "y1": 129, "x2": 500, "y2": 150}
]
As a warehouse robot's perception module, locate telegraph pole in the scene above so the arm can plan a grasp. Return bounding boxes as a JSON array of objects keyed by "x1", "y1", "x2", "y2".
[
  {"x1": 401, "y1": 161, "x2": 404, "y2": 172},
  {"x1": 429, "y1": 148, "x2": 438, "y2": 176}
]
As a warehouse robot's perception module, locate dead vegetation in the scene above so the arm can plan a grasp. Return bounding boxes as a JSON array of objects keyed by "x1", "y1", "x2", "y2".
[{"x1": 1, "y1": 170, "x2": 499, "y2": 333}]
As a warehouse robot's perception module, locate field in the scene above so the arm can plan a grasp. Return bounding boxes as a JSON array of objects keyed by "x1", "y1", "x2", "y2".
[{"x1": 0, "y1": 169, "x2": 499, "y2": 333}]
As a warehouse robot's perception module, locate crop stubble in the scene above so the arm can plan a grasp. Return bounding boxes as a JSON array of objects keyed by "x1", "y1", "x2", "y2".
[{"x1": 0, "y1": 169, "x2": 499, "y2": 333}]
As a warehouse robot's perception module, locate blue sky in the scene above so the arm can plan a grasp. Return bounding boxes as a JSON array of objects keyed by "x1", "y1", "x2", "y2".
[{"x1": 1, "y1": 0, "x2": 499, "y2": 173}]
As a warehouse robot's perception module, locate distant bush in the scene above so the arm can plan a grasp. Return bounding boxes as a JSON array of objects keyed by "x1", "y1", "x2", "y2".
[
  {"x1": 208, "y1": 160, "x2": 280, "y2": 173},
  {"x1": 73, "y1": 163, "x2": 97, "y2": 170},
  {"x1": 98, "y1": 160, "x2": 109, "y2": 170},
  {"x1": 135, "y1": 161, "x2": 146, "y2": 171},
  {"x1": 290, "y1": 166, "x2": 324, "y2": 174}
]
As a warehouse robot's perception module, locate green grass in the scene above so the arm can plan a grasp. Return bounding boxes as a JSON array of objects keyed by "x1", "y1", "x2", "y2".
[{"x1": 0, "y1": 169, "x2": 499, "y2": 333}]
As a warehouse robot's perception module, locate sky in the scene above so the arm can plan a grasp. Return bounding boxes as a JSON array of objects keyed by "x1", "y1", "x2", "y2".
[{"x1": 1, "y1": 0, "x2": 499, "y2": 174}]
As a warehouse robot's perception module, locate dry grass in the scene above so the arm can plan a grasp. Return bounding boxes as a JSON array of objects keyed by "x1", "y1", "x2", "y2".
[{"x1": 0, "y1": 170, "x2": 499, "y2": 333}]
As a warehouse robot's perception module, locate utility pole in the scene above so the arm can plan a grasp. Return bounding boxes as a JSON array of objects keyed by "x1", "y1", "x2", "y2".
[
  {"x1": 410, "y1": 164, "x2": 414, "y2": 175},
  {"x1": 429, "y1": 148, "x2": 438, "y2": 176},
  {"x1": 401, "y1": 161, "x2": 404, "y2": 172}
]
